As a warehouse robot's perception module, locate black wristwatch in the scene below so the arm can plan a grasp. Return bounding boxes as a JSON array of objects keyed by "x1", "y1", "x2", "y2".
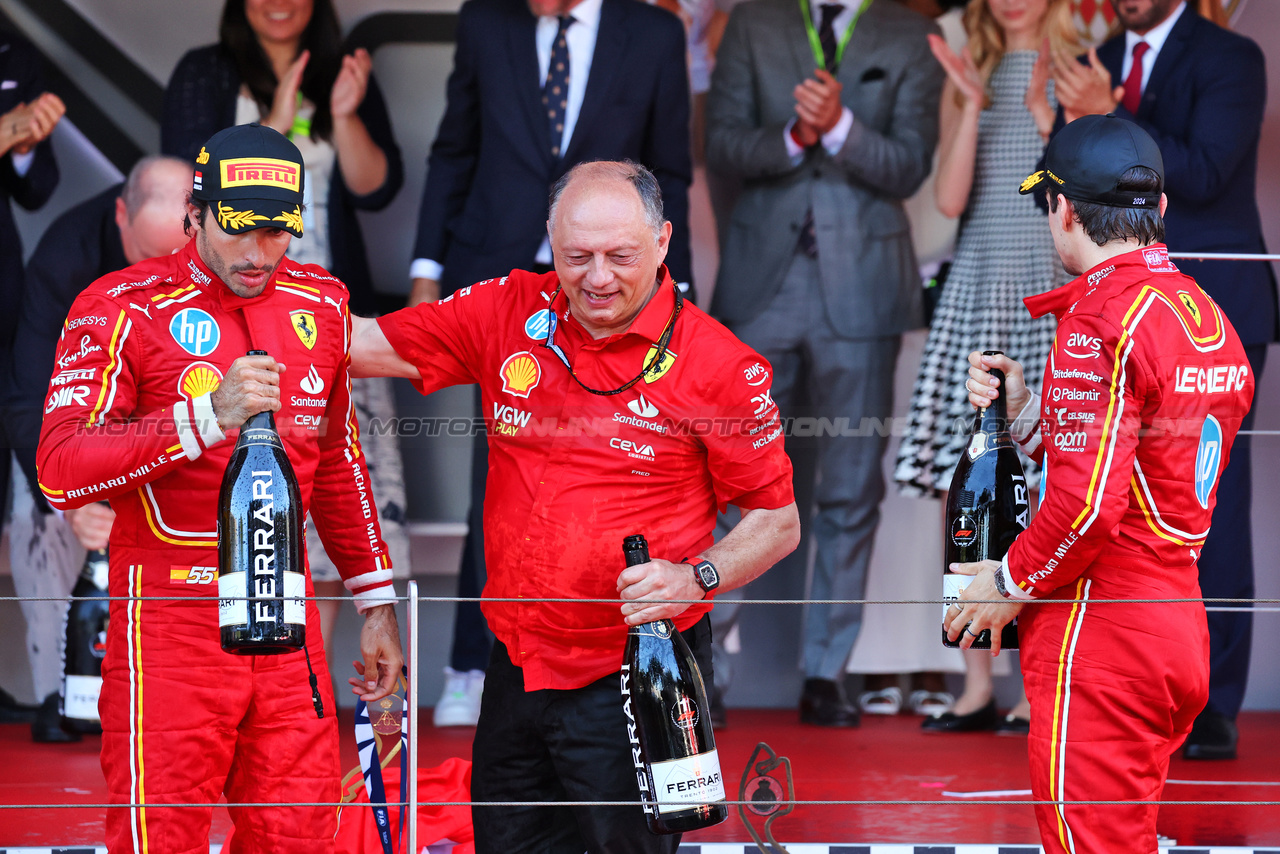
[
  {"x1": 686, "y1": 559, "x2": 720, "y2": 595},
  {"x1": 993, "y1": 564, "x2": 1011, "y2": 599}
]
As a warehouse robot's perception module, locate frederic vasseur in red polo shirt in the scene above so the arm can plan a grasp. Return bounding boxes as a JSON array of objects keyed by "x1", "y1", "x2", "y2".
[{"x1": 351, "y1": 160, "x2": 800, "y2": 854}]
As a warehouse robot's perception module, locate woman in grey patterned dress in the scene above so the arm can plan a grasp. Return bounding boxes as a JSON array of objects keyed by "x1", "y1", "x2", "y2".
[{"x1": 891, "y1": 0, "x2": 1078, "y2": 732}]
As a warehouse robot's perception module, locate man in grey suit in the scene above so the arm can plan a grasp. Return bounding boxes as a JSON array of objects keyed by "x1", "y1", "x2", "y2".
[{"x1": 706, "y1": 0, "x2": 942, "y2": 725}]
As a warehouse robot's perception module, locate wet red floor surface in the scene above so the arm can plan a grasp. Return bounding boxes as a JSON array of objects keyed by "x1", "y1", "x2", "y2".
[{"x1": 2, "y1": 710, "x2": 1277, "y2": 847}]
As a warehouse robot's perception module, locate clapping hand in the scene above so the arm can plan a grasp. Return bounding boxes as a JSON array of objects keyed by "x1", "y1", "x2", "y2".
[
  {"x1": 1052, "y1": 46, "x2": 1121, "y2": 122},
  {"x1": 1025, "y1": 39, "x2": 1054, "y2": 139},
  {"x1": 1, "y1": 92, "x2": 66, "y2": 156},
  {"x1": 792, "y1": 69, "x2": 844, "y2": 147},
  {"x1": 927, "y1": 34, "x2": 984, "y2": 108},
  {"x1": 264, "y1": 49, "x2": 310, "y2": 135},
  {"x1": 331, "y1": 48, "x2": 373, "y2": 121}
]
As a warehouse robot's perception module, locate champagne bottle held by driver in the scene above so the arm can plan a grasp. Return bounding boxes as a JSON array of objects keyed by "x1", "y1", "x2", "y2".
[
  {"x1": 217, "y1": 350, "x2": 306, "y2": 654},
  {"x1": 620, "y1": 534, "x2": 728, "y2": 833},
  {"x1": 942, "y1": 351, "x2": 1029, "y2": 650}
]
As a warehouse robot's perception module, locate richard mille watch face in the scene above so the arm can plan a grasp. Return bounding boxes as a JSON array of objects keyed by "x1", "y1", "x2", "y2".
[{"x1": 691, "y1": 560, "x2": 720, "y2": 592}]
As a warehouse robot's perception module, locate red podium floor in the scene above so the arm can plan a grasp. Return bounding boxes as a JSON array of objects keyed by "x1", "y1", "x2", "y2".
[{"x1": 2, "y1": 710, "x2": 1278, "y2": 850}]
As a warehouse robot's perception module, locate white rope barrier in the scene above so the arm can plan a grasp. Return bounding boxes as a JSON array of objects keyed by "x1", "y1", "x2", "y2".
[
  {"x1": 1167, "y1": 252, "x2": 1280, "y2": 261},
  {"x1": 407, "y1": 579, "x2": 420, "y2": 854}
]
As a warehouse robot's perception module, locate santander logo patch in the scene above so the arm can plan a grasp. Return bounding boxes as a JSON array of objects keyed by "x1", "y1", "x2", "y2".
[{"x1": 300, "y1": 364, "x2": 325, "y2": 395}]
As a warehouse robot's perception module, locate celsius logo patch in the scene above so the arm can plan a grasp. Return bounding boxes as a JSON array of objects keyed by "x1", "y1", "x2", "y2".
[
  {"x1": 170, "y1": 308, "x2": 220, "y2": 357},
  {"x1": 500, "y1": 352, "x2": 541, "y2": 398},
  {"x1": 1195, "y1": 415, "x2": 1222, "y2": 509},
  {"x1": 300, "y1": 364, "x2": 325, "y2": 395},
  {"x1": 627, "y1": 394, "x2": 659, "y2": 418},
  {"x1": 524, "y1": 309, "x2": 552, "y2": 340}
]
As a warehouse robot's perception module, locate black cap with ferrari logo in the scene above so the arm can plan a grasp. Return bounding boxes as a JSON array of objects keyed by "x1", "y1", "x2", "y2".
[
  {"x1": 192, "y1": 122, "x2": 305, "y2": 237},
  {"x1": 1019, "y1": 113, "x2": 1164, "y2": 209}
]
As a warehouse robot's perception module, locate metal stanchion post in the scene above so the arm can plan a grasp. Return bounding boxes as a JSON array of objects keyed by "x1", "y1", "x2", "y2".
[{"x1": 408, "y1": 580, "x2": 419, "y2": 853}]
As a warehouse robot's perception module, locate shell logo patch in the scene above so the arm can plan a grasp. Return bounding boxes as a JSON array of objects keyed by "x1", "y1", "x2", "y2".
[
  {"x1": 177, "y1": 362, "x2": 224, "y2": 400},
  {"x1": 642, "y1": 346, "x2": 677, "y2": 384},
  {"x1": 500, "y1": 352, "x2": 542, "y2": 398},
  {"x1": 291, "y1": 310, "x2": 317, "y2": 350},
  {"x1": 1178, "y1": 291, "x2": 1202, "y2": 325}
]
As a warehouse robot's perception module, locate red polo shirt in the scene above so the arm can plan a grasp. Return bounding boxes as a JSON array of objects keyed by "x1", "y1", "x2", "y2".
[{"x1": 379, "y1": 268, "x2": 794, "y2": 690}]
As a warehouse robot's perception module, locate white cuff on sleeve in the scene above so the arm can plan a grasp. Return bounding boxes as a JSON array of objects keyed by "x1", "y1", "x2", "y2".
[
  {"x1": 998, "y1": 555, "x2": 1035, "y2": 601},
  {"x1": 410, "y1": 258, "x2": 443, "y2": 281},
  {"x1": 1011, "y1": 390, "x2": 1042, "y2": 454},
  {"x1": 192, "y1": 392, "x2": 226, "y2": 449},
  {"x1": 173, "y1": 400, "x2": 204, "y2": 461},
  {"x1": 11, "y1": 149, "x2": 35, "y2": 177},
  {"x1": 783, "y1": 119, "x2": 805, "y2": 161},
  {"x1": 821, "y1": 107, "x2": 853, "y2": 155}
]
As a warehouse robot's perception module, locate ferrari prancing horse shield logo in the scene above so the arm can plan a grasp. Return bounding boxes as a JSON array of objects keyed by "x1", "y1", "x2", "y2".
[{"x1": 291, "y1": 309, "x2": 317, "y2": 350}]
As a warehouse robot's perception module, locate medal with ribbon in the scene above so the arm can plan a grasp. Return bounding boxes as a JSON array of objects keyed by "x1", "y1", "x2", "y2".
[{"x1": 342, "y1": 668, "x2": 409, "y2": 854}]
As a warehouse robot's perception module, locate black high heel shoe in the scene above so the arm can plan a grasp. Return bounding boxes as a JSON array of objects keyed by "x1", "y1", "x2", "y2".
[{"x1": 920, "y1": 699, "x2": 998, "y2": 733}]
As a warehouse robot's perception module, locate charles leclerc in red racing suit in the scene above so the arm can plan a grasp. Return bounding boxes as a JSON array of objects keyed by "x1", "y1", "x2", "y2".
[
  {"x1": 989, "y1": 245, "x2": 1253, "y2": 853},
  {"x1": 36, "y1": 239, "x2": 395, "y2": 852}
]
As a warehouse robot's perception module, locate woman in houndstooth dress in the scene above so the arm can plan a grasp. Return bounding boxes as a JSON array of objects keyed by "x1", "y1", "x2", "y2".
[
  {"x1": 890, "y1": 0, "x2": 1079, "y2": 731},
  {"x1": 895, "y1": 27, "x2": 1071, "y2": 498}
]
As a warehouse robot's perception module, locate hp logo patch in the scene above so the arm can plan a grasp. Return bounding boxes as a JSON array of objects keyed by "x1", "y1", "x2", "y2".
[
  {"x1": 1194, "y1": 415, "x2": 1223, "y2": 509},
  {"x1": 170, "y1": 308, "x2": 220, "y2": 357},
  {"x1": 524, "y1": 309, "x2": 551, "y2": 340}
]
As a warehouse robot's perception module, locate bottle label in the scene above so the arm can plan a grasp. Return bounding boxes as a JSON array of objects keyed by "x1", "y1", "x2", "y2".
[
  {"x1": 219, "y1": 570, "x2": 306, "y2": 626},
  {"x1": 281, "y1": 571, "x2": 306, "y2": 625},
  {"x1": 650, "y1": 749, "x2": 726, "y2": 814},
  {"x1": 942, "y1": 574, "x2": 971, "y2": 623},
  {"x1": 967, "y1": 431, "x2": 1013, "y2": 460},
  {"x1": 219, "y1": 571, "x2": 249, "y2": 627},
  {"x1": 950, "y1": 514, "x2": 978, "y2": 547},
  {"x1": 631, "y1": 620, "x2": 674, "y2": 639},
  {"x1": 63, "y1": 674, "x2": 102, "y2": 722}
]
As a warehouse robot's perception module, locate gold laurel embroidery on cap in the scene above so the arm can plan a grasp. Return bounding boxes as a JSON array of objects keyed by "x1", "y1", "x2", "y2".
[
  {"x1": 196, "y1": 147, "x2": 210, "y2": 165},
  {"x1": 1020, "y1": 171, "x2": 1044, "y2": 193},
  {"x1": 217, "y1": 201, "x2": 269, "y2": 231},
  {"x1": 273, "y1": 205, "x2": 305, "y2": 235}
]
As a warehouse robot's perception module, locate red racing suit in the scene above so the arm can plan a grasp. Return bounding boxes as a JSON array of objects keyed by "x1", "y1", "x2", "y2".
[
  {"x1": 36, "y1": 240, "x2": 394, "y2": 854},
  {"x1": 996, "y1": 245, "x2": 1253, "y2": 853}
]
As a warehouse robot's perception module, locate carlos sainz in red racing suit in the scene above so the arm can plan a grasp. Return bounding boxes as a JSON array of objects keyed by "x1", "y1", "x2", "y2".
[{"x1": 36, "y1": 206, "x2": 400, "y2": 849}]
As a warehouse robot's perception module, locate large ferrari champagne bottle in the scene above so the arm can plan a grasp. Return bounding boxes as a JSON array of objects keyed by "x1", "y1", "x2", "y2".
[
  {"x1": 60, "y1": 547, "x2": 109, "y2": 733},
  {"x1": 621, "y1": 534, "x2": 728, "y2": 834},
  {"x1": 217, "y1": 350, "x2": 305, "y2": 654},
  {"x1": 943, "y1": 351, "x2": 1028, "y2": 650}
]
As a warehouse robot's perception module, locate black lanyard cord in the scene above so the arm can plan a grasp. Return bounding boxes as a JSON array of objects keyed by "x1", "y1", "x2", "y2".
[{"x1": 541, "y1": 279, "x2": 683, "y2": 397}]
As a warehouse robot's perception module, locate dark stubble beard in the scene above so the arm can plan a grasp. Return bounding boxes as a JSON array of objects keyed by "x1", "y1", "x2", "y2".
[
  {"x1": 1110, "y1": 0, "x2": 1177, "y2": 32},
  {"x1": 197, "y1": 227, "x2": 282, "y2": 298}
]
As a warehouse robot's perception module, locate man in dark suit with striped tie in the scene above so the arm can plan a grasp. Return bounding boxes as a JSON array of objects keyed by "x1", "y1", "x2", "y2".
[
  {"x1": 409, "y1": 0, "x2": 693, "y2": 730},
  {"x1": 1051, "y1": 0, "x2": 1275, "y2": 760}
]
